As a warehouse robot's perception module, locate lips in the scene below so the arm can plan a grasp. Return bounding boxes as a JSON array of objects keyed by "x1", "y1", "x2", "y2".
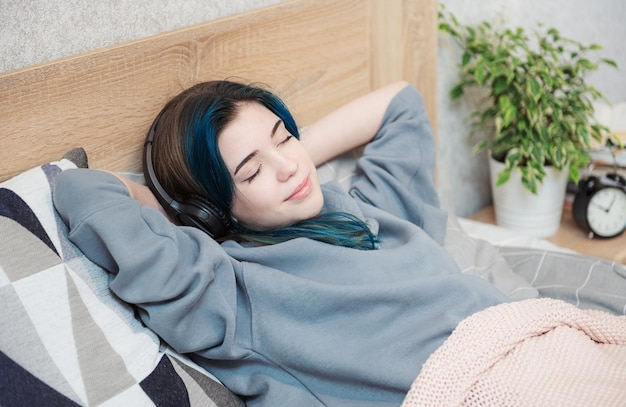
[{"x1": 286, "y1": 177, "x2": 311, "y2": 201}]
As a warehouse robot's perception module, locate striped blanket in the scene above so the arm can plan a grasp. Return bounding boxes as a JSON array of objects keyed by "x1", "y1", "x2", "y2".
[{"x1": 402, "y1": 298, "x2": 626, "y2": 407}]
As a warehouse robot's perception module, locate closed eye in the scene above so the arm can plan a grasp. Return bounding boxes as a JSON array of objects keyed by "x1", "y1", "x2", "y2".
[
  {"x1": 243, "y1": 135, "x2": 292, "y2": 183},
  {"x1": 278, "y1": 135, "x2": 293, "y2": 146},
  {"x1": 243, "y1": 164, "x2": 262, "y2": 183}
]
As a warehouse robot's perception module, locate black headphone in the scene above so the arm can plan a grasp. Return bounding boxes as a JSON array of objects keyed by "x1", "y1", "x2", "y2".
[{"x1": 142, "y1": 111, "x2": 231, "y2": 239}]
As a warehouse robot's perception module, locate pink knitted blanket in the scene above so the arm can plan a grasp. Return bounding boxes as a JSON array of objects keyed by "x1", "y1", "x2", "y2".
[{"x1": 402, "y1": 298, "x2": 626, "y2": 407}]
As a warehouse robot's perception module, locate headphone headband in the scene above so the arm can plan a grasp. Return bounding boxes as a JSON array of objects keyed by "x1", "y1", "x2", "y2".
[{"x1": 142, "y1": 111, "x2": 230, "y2": 239}]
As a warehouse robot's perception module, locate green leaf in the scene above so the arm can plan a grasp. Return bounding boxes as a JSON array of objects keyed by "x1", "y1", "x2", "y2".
[
  {"x1": 495, "y1": 117, "x2": 504, "y2": 136},
  {"x1": 495, "y1": 169, "x2": 511, "y2": 186},
  {"x1": 547, "y1": 27, "x2": 559, "y2": 38},
  {"x1": 553, "y1": 146, "x2": 566, "y2": 167},
  {"x1": 472, "y1": 140, "x2": 489, "y2": 154},
  {"x1": 466, "y1": 26, "x2": 476, "y2": 39},
  {"x1": 480, "y1": 107, "x2": 496, "y2": 122},
  {"x1": 529, "y1": 160, "x2": 547, "y2": 177},
  {"x1": 461, "y1": 52, "x2": 472, "y2": 67},
  {"x1": 569, "y1": 166, "x2": 580, "y2": 183},
  {"x1": 450, "y1": 83, "x2": 464, "y2": 99},
  {"x1": 528, "y1": 77, "x2": 542, "y2": 102},
  {"x1": 576, "y1": 125, "x2": 591, "y2": 147},
  {"x1": 520, "y1": 167, "x2": 538, "y2": 194},
  {"x1": 539, "y1": 71, "x2": 553, "y2": 88},
  {"x1": 505, "y1": 149, "x2": 521, "y2": 169},
  {"x1": 532, "y1": 145, "x2": 545, "y2": 166},
  {"x1": 579, "y1": 59, "x2": 595, "y2": 70},
  {"x1": 499, "y1": 96, "x2": 515, "y2": 127},
  {"x1": 475, "y1": 59, "x2": 486, "y2": 85},
  {"x1": 493, "y1": 76, "x2": 508, "y2": 95}
]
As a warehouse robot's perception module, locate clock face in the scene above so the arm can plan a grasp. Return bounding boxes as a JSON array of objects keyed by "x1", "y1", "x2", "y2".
[{"x1": 586, "y1": 187, "x2": 626, "y2": 237}]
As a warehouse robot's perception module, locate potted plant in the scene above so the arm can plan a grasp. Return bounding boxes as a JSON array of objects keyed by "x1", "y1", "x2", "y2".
[{"x1": 438, "y1": 5, "x2": 617, "y2": 236}]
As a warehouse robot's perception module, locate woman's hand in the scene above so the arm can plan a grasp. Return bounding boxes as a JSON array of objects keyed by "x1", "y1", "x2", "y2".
[
  {"x1": 109, "y1": 172, "x2": 173, "y2": 221},
  {"x1": 301, "y1": 80, "x2": 409, "y2": 166}
]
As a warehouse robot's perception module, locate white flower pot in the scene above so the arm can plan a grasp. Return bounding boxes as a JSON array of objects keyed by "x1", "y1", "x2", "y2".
[{"x1": 489, "y1": 157, "x2": 569, "y2": 237}]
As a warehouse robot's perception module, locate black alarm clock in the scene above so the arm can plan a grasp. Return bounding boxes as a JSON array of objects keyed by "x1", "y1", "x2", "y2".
[{"x1": 572, "y1": 173, "x2": 626, "y2": 238}]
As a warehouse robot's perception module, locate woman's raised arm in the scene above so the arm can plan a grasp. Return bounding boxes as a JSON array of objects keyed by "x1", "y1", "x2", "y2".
[{"x1": 300, "y1": 80, "x2": 409, "y2": 166}]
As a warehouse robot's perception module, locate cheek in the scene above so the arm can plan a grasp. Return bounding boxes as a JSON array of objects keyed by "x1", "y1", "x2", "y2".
[
  {"x1": 230, "y1": 186, "x2": 273, "y2": 223},
  {"x1": 230, "y1": 190, "x2": 253, "y2": 219}
]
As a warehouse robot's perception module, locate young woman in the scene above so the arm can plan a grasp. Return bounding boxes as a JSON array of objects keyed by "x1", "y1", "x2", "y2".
[{"x1": 53, "y1": 80, "x2": 508, "y2": 406}]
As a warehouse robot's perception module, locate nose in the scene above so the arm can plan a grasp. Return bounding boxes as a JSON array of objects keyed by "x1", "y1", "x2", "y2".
[{"x1": 275, "y1": 152, "x2": 298, "y2": 182}]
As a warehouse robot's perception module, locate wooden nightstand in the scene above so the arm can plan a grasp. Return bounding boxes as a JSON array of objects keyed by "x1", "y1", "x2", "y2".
[{"x1": 470, "y1": 203, "x2": 626, "y2": 264}]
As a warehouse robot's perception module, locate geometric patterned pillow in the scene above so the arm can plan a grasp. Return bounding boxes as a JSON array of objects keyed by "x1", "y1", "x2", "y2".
[{"x1": 0, "y1": 159, "x2": 243, "y2": 406}]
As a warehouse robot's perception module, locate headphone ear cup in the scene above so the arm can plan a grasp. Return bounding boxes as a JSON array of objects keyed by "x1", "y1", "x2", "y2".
[{"x1": 177, "y1": 195, "x2": 231, "y2": 239}]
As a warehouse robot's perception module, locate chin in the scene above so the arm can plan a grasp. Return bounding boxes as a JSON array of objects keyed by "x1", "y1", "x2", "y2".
[
  {"x1": 275, "y1": 198, "x2": 325, "y2": 229},
  {"x1": 301, "y1": 188, "x2": 324, "y2": 219},
  {"x1": 241, "y1": 189, "x2": 324, "y2": 231}
]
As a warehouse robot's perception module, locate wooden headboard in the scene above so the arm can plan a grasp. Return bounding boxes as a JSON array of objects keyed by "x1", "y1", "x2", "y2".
[{"x1": 0, "y1": 0, "x2": 437, "y2": 182}]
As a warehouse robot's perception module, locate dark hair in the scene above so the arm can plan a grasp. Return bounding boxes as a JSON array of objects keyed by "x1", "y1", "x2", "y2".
[{"x1": 150, "y1": 80, "x2": 378, "y2": 250}]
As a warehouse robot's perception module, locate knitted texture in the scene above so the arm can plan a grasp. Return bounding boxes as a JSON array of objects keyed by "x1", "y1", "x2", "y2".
[{"x1": 402, "y1": 298, "x2": 626, "y2": 407}]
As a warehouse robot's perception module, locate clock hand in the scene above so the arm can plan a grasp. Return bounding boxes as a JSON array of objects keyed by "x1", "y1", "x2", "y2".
[
  {"x1": 607, "y1": 195, "x2": 617, "y2": 212},
  {"x1": 591, "y1": 201, "x2": 610, "y2": 212}
]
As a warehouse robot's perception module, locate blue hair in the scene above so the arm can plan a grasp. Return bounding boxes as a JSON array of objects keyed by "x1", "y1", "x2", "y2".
[{"x1": 182, "y1": 81, "x2": 378, "y2": 250}]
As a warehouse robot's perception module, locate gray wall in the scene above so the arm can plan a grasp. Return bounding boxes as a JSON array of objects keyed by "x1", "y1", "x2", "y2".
[
  {"x1": 438, "y1": 0, "x2": 626, "y2": 216},
  {"x1": 3, "y1": 0, "x2": 625, "y2": 218},
  {"x1": 1, "y1": 0, "x2": 281, "y2": 73}
]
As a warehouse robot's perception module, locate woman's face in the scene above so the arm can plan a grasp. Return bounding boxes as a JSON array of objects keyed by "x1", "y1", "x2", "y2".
[{"x1": 218, "y1": 102, "x2": 324, "y2": 230}]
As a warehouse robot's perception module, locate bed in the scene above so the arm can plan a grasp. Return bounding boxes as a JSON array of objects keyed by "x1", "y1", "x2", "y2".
[{"x1": 2, "y1": 0, "x2": 626, "y2": 405}]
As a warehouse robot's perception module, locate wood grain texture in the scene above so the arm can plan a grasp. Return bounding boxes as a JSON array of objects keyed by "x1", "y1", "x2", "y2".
[
  {"x1": 470, "y1": 204, "x2": 626, "y2": 264},
  {"x1": 369, "y1": 0, "x2": 438, "y2": 131},
  {"x1": 0, "y1": 0, "x2": 437, "y2": 181}
]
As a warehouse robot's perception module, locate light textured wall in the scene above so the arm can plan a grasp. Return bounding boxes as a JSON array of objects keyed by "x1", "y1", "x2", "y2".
[
  {"x1": 1, "y1": 0, "x2": 282, "y2": 73},
  {"x1": 438, "y1": 0, "x2": 626, "y2": 217}
]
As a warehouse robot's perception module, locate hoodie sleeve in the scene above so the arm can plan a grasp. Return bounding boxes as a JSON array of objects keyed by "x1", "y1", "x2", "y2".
[
  {"x1": 349, "y1": 84, "x2": 448, "y2": 244},
  {"x1": 53, "y1": 169, "x2": 242, "y2": 356}
]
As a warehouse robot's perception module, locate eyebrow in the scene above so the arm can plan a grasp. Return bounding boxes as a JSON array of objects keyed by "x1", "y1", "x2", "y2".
[{"x1": 233, "y1": 119, "x2": 283, "y2": 176}]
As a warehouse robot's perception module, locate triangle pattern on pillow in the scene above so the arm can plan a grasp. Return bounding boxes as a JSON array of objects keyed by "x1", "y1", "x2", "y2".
[
  {"x1": 0, "y1": 217, "x2": 61, "y2": 282},
  {"x1": 0, "y1": 282, "x2": 83, "y2": 403},
  {"x1": 0, "y1": 350, "x2": 81, "y2": 407},
  {"x1": 0, "y1": 187, "x2": 58, "y2": 255},
  {"x1": 66, "y1": 267, "x2": 137, "y2": 405}
]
